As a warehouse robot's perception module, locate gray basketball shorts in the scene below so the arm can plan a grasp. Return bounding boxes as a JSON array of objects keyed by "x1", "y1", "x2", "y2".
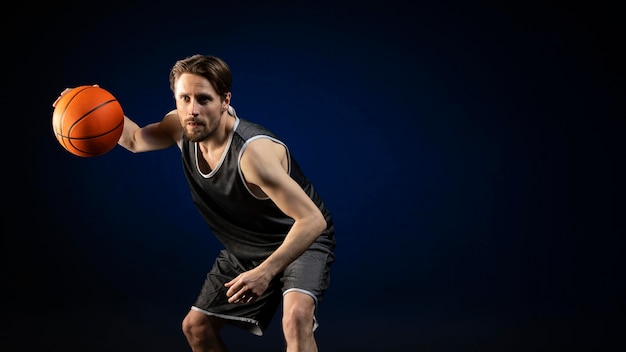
[{"x1": 191, "y1": 243, "x2": 335, "y2": 336}]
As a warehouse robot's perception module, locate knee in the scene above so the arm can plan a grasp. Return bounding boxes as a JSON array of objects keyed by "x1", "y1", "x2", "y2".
[
  {"x1": 282, "y1": 302, "x2": 314, "y2": 333},
  {"x1": 181, "y1": 313, "x2": 196, "y2": 337},
  {"x1": 182, "y1": 310, "x2": 219, "y2": 341}
]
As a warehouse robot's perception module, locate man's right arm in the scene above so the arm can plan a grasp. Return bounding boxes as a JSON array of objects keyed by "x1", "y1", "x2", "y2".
[{"x1": 118, "y1": 110, "x2": 182, "y2": 153}]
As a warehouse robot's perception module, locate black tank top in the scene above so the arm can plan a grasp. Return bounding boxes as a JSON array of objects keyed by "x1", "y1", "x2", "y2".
[{"x1": 181, "y1": 117, "x2": 335, "y2": 260}]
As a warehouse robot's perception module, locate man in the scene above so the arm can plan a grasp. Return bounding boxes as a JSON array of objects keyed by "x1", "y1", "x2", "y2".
[{"x1": 53, "y1": 54, "x2": 336, "y2": 352}]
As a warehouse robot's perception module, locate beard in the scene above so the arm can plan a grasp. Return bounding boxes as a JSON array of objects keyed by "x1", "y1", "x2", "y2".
[
  {"x1": 185, "y1": 128, "x2": 210, "y2": 143},
  {"x1": 182, "y1": 112, "x2": 224, "y2": 142},
  {"x1": 183, "y1": 121, "x2": 211, "y2": 142}
]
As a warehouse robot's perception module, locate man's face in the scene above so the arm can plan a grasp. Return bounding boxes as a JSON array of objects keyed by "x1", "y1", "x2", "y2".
[{"x1": 175, "y1": 73, "x2": 229, "y2": 142}]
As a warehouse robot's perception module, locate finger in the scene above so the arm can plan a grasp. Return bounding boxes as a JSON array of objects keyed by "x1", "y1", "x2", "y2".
[
  {"x1": 227, "y1": 288, "x2": 242, "y2": 303},
  {"x1": 224, "y1": 274, "x2": 243, "y2": 289},
  {"x1": 224, "y1": 277, "x2": 244, "y2": 296},
  {"x1": 53, "y1": 88, "x2": 72, "y2": 107},
  {"x1": 236, "y1": 293, "x2": 255, "y2": 304},
  {"x1": 225, "y1": 284, "x2": 239, "y2": 298},
  {"x1": 230, "y1": 288, "x2": 253, "y2": 304},
  {"x1": 238, "y1": 294, "x2": 247, "y2": 303}
]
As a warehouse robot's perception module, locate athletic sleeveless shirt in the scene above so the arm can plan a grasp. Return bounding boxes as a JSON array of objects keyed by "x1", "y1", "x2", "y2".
[{"x1": 181, "y1": 116, "x2": 335, "y2": 260}]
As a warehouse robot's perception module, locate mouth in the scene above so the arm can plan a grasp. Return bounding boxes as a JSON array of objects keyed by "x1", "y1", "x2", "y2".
[{"x1": 185, "y1": 119, "x2": 204, "y2": 127}]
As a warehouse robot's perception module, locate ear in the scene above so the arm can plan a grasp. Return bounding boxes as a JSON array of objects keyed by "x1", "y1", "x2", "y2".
[{"x1": 222, "y1": 92, "x2": 232, "y2": 111}]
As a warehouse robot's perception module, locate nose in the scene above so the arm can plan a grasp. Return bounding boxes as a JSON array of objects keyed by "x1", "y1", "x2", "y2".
[{"x1": 189, "y1": 99, "x2": 200, "y2": 116}]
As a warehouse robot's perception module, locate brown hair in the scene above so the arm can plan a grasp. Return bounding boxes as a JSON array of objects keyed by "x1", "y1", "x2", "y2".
[{"x1": 169, "y1": 54, "x2": 232, "y2": 100}]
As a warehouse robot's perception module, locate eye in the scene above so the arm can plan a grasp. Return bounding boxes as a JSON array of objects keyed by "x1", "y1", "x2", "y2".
[{"x1": 197, "y1": 95, "x2": 213, "y2": 105}]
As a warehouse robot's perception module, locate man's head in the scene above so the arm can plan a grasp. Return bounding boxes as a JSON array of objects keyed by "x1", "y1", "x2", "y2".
[
  {"x1": 170, "y1": 54, "x2": 232, "y2": 101},
  {"x1": 171, "y1": 55, "x2": 233, "y2": 143}
]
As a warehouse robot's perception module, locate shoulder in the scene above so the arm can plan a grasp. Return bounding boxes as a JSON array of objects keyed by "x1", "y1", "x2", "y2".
[
  {"x1": 236, "y1": 118, "x2": 279, "y2": 140},
  {"x1": 240, "y1": 137, "x2": 288, "y2": 175},
  {"x1": 161, "y1": 109, "x2": 183, "y2": 146},
  {"x1": 163, "y1": 109, "x2": 179, "y2": 122}
]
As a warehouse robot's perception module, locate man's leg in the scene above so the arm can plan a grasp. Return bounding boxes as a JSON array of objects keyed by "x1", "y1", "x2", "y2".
[
  {"x1": 282, "y1": 291, "x2": 318, "y2": 352},
  {"x1": 182, "y1": 309, "x2": 227, "y2": 352}
]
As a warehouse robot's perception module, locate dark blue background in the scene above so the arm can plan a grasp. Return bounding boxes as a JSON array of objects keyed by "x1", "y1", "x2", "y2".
[{"x1": 7, "y1": 1, "x2": 623, "y2": 351}]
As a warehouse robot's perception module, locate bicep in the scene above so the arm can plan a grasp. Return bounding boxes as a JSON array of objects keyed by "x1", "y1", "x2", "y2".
[{"x1": 241, "y1": 140, "x2": 319, "y2": 220}]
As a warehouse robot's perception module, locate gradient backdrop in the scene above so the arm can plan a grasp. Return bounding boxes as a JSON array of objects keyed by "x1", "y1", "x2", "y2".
[{"x1": 7, "y1": 1, "x2": 623, "y2": 351}]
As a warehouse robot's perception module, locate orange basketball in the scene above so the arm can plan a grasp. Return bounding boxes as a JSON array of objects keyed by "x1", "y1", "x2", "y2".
[{"x1": 52, "y1": 85, "x2": 124, "y2": 157}]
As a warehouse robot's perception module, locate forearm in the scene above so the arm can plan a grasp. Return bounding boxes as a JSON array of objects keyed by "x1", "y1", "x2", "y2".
[
  {"x1": 259, "y1": 217, "x2": 326, "y2": 277},
  {"x1": 117, "y1": 116, "x2": 141, "y2": 152},
  {"x1": 117, "y1": 115, "x2": 177, "y2": 153}
]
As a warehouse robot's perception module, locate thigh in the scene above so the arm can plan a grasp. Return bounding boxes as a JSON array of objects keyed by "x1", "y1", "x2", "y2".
[
  {"x1": 192, "y1": 250, "x2": 283, "y2": 335},
  {"x1": 281, "y1": 243, "x2": 335, "y2": 301}
]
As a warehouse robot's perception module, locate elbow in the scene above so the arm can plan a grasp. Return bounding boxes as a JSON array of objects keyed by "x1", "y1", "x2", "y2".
[
  {"x1": 313, "y1": 211, "x2": 327, "y2": 235},
  {"x1": 117, "y1": 136, "x2": 140, "y2": 153},
  {"x1": 117, "y1": 141, "x2": 135, "y2": 153}
]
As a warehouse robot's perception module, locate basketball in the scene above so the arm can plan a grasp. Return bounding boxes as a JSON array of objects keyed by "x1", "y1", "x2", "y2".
[{"x1": 52, "y1": 85, "x2": 124, "y2": 157}]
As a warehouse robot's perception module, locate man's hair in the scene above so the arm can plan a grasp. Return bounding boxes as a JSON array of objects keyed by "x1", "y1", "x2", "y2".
[{"x1": 169, "y1": 54, "x2": 232, "y2": 100}]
